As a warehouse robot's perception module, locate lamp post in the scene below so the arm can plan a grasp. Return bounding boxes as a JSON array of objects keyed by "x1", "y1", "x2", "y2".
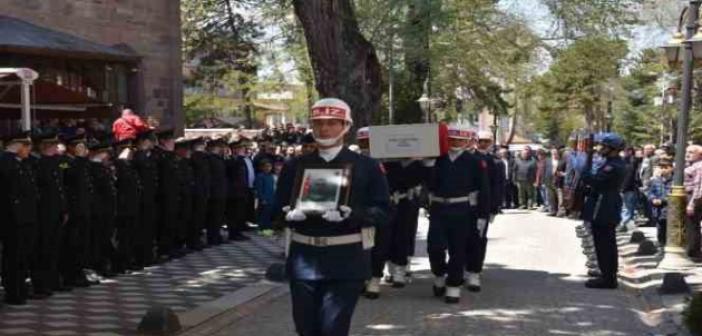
[
  {"x1": 417, "y1": 93, "x2": 431, "y2": 123},
  {"x1": 605, "y1": 101, "x2": 613, "y2": 132},
  {"x1": 658, "y1": 0, "x2": 702, "y2": 294}
]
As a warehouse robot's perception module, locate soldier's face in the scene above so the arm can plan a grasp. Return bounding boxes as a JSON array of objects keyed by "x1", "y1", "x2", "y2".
[
  {"x1": 478, "y1": 139, "x2": 492, "y2": 150},
  {"x1": 41, "y1": 143, "x2": 59, "y2": 156},
  {"x1": 311, "y1": 119, "x2": 346, "y2": 145},
  {"x1": 448, "y1": 138, "x2": 468, "y2": 149},
  {"x1": 17, "y1": 143, "x2": 31, "y2": 159}
]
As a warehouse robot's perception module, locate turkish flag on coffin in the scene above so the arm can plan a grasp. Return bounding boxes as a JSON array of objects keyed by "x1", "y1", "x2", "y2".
[{"x1": 438, "y1": 122, "x2": 449, "y2": 156}]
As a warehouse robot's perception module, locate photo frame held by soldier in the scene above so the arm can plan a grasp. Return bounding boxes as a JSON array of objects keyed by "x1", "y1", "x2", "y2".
[{"x1": 291, "y1": 163, "x2": 353, "y2": 215}]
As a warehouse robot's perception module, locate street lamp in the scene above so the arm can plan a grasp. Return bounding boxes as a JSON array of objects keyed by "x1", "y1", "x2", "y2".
[
  {"x1": 605, "y1": 101, "x2": 613, "y2": 132},
  {"x1": 658, "y1": 0, "x2": 702, "y2": 294},
  {"x1": 417, "y1": 93, "x2": 431, "y2": 123}
]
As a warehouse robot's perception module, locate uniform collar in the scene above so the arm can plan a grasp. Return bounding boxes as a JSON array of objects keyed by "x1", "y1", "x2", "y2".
[{"x1": 318, "y1": 145, "x2": 344, "y2": 162}]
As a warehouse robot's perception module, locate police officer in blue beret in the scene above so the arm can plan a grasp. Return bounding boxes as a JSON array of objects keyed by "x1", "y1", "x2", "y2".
[
  {"x1": 582, "y1": 133, "x2": 626, "y2": 289},
  {"x1": 276, "y1": 98, "x2": 390, "y2": 336}
]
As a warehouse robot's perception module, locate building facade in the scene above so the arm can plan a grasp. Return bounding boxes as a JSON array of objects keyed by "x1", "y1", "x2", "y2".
[{"x1": 1, "y1": 0, "x2": 183, "y2": 130}]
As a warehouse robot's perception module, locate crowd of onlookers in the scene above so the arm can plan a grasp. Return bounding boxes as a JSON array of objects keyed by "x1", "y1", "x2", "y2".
[{"x1": 497, "y1": 142, "x2": 701, "y2": 259}]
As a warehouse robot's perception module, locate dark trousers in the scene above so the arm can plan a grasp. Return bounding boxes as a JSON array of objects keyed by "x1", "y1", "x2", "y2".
[
  {"x1": 657, "y1": 218, "x2": 667, "y2": 247},
  {"x1": 31, "y1": 215, "x2": 62, "y2": 294},
  {"x1": 685, "y1": 211, "x2": 702, "y2": 257},
  {"x1": 189, "y1": 195, "x2": 208, "y2": 247},
  {"x1": 465, "y1": 217, "x2": 489, "y2": 273},
  {"x1": 114, "y1": 215, "x2": 137, "y2": 272},
  {"x1": 591, "y1": 222, "x2": 618, "y2": 281},
  {"x1": 227, "y1": 196, "x2": 247, "y2": 238},
  {"x1": 158, "y1": 206, "x2": 178, "y2": 256},
  {"x1": 290, "y1": 280, "x2": 364, "y2": 336},
  {"x1": 91, "y1": 213, "x2": 115, "y2": 273},
  {"x1": 207, "y1": 198, "x2": 225, "y2": 244},
  {"x1": 427, "y1": 211, "x2": 470, "y2": 287},
  {"x1": 389, "y1": 200, "x2": 417, "y2": 266},
  {"x1": 59, "y1": 216, "x2": 89, "y2": 285},
  {"x1": 504, "y1": 181, "x2": 518, "y2": 208},
  {"x1": 134, "y1": 203, "x2": 156, "y2": 265},
  {"x1": 257, "y1": 203, "x2": 273, "y2": 230},
  {"x1": 2, "y1": 224, "x2": 33, "y2": 302},
  {"x1": 370, "y1": 213, "x2": 392, "y2": 277}
]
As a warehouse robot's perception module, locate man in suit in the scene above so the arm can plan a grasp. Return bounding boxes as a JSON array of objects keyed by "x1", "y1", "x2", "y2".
[{"x1": 226, "y1": 139, "x2": 252, "y2": 241}]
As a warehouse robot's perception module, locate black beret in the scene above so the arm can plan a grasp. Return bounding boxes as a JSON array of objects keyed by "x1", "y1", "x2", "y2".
[
  {"x1": 4, "y1": 130, "x2": 32, "y2": 144},
  {"x1": 62, "y1": 134, "x2": 87, "y2": 146},
  {"x1": 32, "y1": 132, "x2": 59, "y2": 144},
  {"x1": 136, "y1": 129, "x2": 156, "y2": 142},
  {"x1": 156, "y1": 127, "x2": 175, "y2": 140}
]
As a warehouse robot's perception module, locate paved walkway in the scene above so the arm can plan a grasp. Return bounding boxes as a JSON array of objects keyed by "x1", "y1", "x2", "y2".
[
  {"x1": 202, "y1": 210, "x2": 661, "y2": 336},
  {"x1": 0, "y1": 234, "x2": 282, "y2": 336}
]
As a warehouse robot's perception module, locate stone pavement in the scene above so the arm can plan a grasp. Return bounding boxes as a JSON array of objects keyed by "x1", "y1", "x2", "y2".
[
  {"x1": 189, "y1": 210, "x2": 663, "y2": 336},
  {"x1": 0, "y1": 234, "x2": 283, "y2": 336}
]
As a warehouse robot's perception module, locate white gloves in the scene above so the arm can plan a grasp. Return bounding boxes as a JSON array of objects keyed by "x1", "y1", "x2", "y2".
[
  {"x1": 283, "y1": 206, "x2": 307, "y2": 222},
  {"x1": 322, "y1": 205, "x2": 352, "y2": 223},
  {"x1": 477, "y1": 218, "x2": 488, "y2": 237}
]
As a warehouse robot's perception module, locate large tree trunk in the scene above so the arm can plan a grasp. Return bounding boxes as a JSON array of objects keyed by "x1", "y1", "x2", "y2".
[
  {"x1": 292, "y1": 0, "x2": 382, "y2": 129},
  {"x1": 395, "y1": 1, "x2": 431, "y2": 124}
]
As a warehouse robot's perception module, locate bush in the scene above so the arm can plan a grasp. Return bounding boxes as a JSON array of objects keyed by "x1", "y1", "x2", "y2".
[{"x1": 684, "y1": 292, "x2": 702, "y2": 336}]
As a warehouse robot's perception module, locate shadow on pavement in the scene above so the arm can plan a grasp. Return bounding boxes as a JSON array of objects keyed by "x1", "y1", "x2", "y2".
[{"x1": 354, "y1": 263, "x2": 653, "y2": 336}]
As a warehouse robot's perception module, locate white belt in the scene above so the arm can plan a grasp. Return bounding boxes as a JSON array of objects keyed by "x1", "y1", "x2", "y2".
[
  {"x1": 429, "y1": 192, "x2": 478, "y2": 206},
  {"x1": 391, "y1": 192, "x2": 409, "y2": 204},
  {"x1": 289, "y1": 228, "x2": 376, "y2": 251}
]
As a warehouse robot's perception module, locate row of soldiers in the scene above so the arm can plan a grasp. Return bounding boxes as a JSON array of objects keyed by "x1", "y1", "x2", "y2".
[{"x1": 0, "y1": 128, "x2": 258, "y2": 305}]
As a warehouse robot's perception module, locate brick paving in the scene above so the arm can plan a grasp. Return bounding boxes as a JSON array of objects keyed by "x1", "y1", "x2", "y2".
[
  {"x1": 206, "y1": 210, "x2": 661, "y2": 336},
  {"x1": 0, "y1": 235, "x2": 283, "y2": 336}
]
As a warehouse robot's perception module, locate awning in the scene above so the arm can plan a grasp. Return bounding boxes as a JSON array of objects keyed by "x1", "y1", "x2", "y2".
[
  {"x1": 0, "y1": 15, "x2": 139, "y2": 62},
  {"x1": 0, "y1": 76, "x2": 112, "y2": 119}
]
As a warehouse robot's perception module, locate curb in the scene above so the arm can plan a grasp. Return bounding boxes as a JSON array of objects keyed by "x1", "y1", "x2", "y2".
[
  {"x1": 612, "y1": 227, "x2": 697, "y2": 336},
  {"x1": 177, "y1": 279, "x2": 289, "y2": 336}
]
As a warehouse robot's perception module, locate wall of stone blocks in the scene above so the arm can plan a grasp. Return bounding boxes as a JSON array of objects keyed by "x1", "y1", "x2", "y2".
[{"x1": 2, "y1": 0, "x2": 183, "y2": 131}]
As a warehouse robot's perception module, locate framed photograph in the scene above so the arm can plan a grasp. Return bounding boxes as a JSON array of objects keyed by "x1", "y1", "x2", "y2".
[{"x1": 291, "y1": 163, "x2": 353, "y2": 214}]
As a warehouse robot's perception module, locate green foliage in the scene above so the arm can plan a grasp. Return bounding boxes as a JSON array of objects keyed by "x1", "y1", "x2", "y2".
[
  {"x1": 684, "y1": 292, "x2": 702, "y2": 336},
  {"x1": 533, "y1": 36, "x2": 628, "y2": 143}
]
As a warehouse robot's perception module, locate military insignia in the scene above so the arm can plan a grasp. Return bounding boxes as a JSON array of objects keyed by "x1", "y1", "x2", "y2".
[
  {"x1": 480, "y1": 160, "x2": 487, "y2": 170},
  {"x1": 59, "y1": 162, "x2": 70, "y2": 170},
  {"x1": 603, "y1": 165, "x2": 613, "y2": 172}
]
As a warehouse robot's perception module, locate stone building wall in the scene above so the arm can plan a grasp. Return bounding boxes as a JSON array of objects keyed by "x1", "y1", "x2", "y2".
[{"x1": 2, "y1": 0, "x2": 183, "y2": 130}]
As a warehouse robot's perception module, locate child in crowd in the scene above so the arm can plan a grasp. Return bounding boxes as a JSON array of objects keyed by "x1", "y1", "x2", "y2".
[
  {"x1": 255, "y1": 160, "x2": 276, "y2": 236},
  {"x1": 647, "y1": 157, "x2": 673, "y2": 246}
]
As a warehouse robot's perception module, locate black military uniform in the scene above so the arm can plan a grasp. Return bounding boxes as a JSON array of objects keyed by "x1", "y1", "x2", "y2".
[
  {"x1": 581, "y1": 133, "x2": 626, "y2": 289},
  {"x1": 152, "y1": 129, "x2": 181, "y2": 258},
  {"x1": 133, "y1": 130, "x2": 158, "y2": 266},
  {"x1": 386, "y1": 159, "x2": 426, "y2": 284},
  {"x1": 206, "y1": 139, "x2": 228, "y2": 245},
  {"x1": 88, "y1": 141, "x2": 117, "y2": 276},
  {"x1": 60, "y1": 134, "x2": 94, "y2": 287},
  {"x1": 465, "y1": 147, "x2": 498, "y2": 290},
  {"x1": 175, "y1": 138, "x2": 195, "y2": 252},
  {"x1": 277, "y1": 146, "x2": 390, "y2": 336},
  {"x1": 0, "y1": 132, "x2": 38, "y2": 305},
  {"x1": 113, "y1": 139, "x2": 141, "y2": 273},
  {"x1": 30, "y1": 133, "x2": 67, "y2": 295},
  {"x1": 427, "y1": 129, "x2": 490, "y2": 303},
  {"x1": 189, "y1": 138, "x2": 210, "y2": 250}
]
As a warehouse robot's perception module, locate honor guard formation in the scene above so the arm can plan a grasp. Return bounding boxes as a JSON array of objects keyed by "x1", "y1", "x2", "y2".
[{"x1": 2, "y1": 98, "x2": 700, "y2": 336}]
